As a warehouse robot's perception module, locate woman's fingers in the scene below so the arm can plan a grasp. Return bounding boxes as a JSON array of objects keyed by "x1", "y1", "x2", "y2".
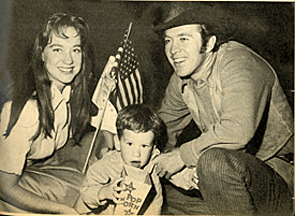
[{"x1": 102, "y1": 56, "x2": 117, "y2": 92}]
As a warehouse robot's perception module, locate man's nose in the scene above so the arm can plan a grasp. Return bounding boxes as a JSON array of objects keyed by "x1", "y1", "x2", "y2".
[
  {"x1": 170, "y1": 40, "x2": 180, "y2": 55},
  {"x1": 62, "y1": 51, "x2": 73, "y2": 64}
]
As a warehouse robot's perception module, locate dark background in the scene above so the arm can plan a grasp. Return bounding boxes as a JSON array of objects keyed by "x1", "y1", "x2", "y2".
[{"x1": 0, "y1": 0, "x2": 294, "y2": 112}]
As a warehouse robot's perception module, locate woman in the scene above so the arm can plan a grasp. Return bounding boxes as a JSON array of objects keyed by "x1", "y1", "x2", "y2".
[{"x1": 0, "y1": 13, "x2": 115, "y2": 214}]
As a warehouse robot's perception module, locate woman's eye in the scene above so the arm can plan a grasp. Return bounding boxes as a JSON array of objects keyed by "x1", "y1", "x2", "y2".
[
  {"x1": 142, "y1": 145, "x2": 149, "y2": 148},
  {"x1": 127, "y1": 142, "x2": 132, "y2": 146},
  {"x1": 53, "y1": 48, "x2": 62, "y2": 52},
  {"x1": 73, "y1": 48, "x2": 81, "y2": 53}
]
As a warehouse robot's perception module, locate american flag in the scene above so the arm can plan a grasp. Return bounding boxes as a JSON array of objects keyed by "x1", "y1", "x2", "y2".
[
  {"x1": 84, "y1": 23, "x2": 143, "y2": 173},
  {"x1": 110, "y1": 23, "x2": 143, "y2": 111}
]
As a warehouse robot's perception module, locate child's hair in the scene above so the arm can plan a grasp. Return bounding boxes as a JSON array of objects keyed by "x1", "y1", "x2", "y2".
[{"x1": 116, "y1": 104, "x2": 162, "y2": 146}]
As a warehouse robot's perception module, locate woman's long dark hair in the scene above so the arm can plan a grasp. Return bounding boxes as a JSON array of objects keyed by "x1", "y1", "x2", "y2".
[{"x1": 5, "y1": 13, "x2": 91, "y2": 142}]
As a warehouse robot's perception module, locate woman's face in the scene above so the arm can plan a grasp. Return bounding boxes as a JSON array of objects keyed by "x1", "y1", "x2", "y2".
[{"x1": 42, "y1": 26, "x2": 82, "y2": 91}]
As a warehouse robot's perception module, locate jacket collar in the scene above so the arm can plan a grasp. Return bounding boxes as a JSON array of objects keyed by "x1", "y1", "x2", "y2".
[{"x1": 182, "y1": 51, "x2": 217, "y2": 89}]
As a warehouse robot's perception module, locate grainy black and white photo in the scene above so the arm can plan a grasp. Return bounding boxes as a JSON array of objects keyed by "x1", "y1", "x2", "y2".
[{"x1": 0, "y1": 1, "x2": 293, "y2": 215}]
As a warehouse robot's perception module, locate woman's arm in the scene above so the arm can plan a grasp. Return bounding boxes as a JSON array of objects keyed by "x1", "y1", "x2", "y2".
[{"x1": 0, "y1": 170, "x2": 78, "y2": 214}]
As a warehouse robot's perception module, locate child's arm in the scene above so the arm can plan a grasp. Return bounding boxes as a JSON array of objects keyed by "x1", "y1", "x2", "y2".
[{"x1": 81, "y1": 156, "x2": 124, "y2": 209}]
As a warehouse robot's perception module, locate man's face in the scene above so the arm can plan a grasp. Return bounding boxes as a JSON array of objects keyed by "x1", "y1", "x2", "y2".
[
  {"x1": 164, "y1": 24, "x2": 206, "y2": 78},
  {"x1": 42, "y1": 27, "x2": 82, "y2": 91},
  {"x1": 119, "y1": 129, "x2": 155, "y2": 169}
]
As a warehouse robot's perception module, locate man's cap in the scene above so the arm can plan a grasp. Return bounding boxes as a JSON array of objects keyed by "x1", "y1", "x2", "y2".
[{"x1": 153, "y1": 2, "x2": 238, "y2": 42}]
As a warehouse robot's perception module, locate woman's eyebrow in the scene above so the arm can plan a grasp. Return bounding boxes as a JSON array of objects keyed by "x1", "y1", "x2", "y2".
[{"x1": 49, "y1": 44, "x2": 63, "y2": 48}]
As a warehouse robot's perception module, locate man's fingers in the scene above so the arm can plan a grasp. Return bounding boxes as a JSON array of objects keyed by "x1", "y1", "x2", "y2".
[
  {"x1": 155, "y1": 164, "x2": 162, "y2": 175},
  {"x1": 159, "y1": 169, "x2": 167, "y2": 178},
  {"x1": 151, "y1": 154, "x2": 160, "y2": 164},
  {"x1": 165, "y1": 172, "x2": 173, "y2": 179}
]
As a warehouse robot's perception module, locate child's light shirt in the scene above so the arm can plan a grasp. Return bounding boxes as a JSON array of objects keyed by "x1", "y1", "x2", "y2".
[
  {"x1": 0, "y1": 84, "x2": 71, "y2": 175},
  {"x1": 81, "y1": 148, "x2": 163, "y2": 215}
]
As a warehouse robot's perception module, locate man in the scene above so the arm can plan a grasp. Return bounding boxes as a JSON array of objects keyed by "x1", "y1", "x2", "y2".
[{"x1": 153, "y1": 2, "x2": 293, "y2": 215}]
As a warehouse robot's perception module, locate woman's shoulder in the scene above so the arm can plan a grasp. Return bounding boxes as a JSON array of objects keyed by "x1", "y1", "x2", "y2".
[{"x1": 1, "y1": 100, "x2": 39, "y2": 128}]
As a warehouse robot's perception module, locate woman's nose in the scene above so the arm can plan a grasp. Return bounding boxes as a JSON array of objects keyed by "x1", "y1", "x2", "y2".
[{"x1": 62, "y1": 51, "x2": 73, "y2": 64}]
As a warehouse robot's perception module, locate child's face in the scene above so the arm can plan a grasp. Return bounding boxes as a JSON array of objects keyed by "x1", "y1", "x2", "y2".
[{"x1": 119, "y1": 129, "x2": 155, "y2": 169}]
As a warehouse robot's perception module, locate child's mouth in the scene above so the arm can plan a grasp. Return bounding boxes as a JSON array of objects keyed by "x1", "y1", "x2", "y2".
[{"x1": 130, "y1": 161, "x2": 141, "y2": 168}]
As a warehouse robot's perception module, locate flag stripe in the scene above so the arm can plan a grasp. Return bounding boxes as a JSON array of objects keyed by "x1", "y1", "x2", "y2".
[
  {"x1": 130, "y1": 73, "x2": 138, "y2": 103},
  {"x1": 118, "y1": 75, "x2": 128, "y2": 109},
  {"x1": 120, "y1": 74, "x2": 131, "y2": 106},
  {"x1": 134, "y1": 68, "x2": 143, "y2": 103},
  {"x1": 126, "y1": 72, "x2": 136, "y2": 104}
]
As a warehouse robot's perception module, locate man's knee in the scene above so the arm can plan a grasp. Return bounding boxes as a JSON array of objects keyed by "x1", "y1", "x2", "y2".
[{"x1": 197, "y1": 148, "x2": 249, "y2": 183}]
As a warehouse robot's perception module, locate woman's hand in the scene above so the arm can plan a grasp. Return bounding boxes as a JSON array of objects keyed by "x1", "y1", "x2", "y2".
[{"x1": 102, "y1": 56, "x2": 117, "y2": 92}]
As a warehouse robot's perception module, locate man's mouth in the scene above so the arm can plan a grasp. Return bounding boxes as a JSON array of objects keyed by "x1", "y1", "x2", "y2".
[{"x1": 173, "y1": 58, "x2": 186, "y2": 65}]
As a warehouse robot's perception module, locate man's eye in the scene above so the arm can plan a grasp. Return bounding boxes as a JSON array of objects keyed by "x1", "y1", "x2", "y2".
[
  {"x1": 180, "y1": 37, "x2": 188, "y2": 42},
  {"x1": 164, "y1": 39, "x2": 171, "y2": 45}
]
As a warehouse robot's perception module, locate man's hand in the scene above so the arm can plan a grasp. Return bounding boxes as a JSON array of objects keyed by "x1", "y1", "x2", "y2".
[{"x1": 153, "y1": 148, "x2": 185, "y2": 179}]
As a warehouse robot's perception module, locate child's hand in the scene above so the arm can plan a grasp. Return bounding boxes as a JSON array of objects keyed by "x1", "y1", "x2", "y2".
[{"x1": 98, "y1": 177, "x2": 125, "y2": 204}]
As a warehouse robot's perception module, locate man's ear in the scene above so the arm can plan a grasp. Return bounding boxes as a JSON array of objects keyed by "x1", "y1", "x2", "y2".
[{"x1": 206, "y1": 35, "x2": 217, "y2": 53}]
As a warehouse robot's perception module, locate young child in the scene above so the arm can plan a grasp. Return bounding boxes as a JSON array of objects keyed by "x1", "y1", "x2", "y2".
[{"x1": 80, "y1": 104, "x2": 163, "y2": 215}]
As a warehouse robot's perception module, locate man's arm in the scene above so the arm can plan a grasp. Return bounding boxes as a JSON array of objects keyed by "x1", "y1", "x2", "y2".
[
  {"x1": 178, "y1": 49, "x2": 275, "y2": 167},
  {"x1": 156, "y1": 48, "x2": 275, "y2": 176},
  {"x1": 158, "y1": 74, "x2": 192, "y2": 151}
]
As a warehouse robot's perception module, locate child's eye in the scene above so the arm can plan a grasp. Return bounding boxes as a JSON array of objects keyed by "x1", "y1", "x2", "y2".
[
  {"x1": 126, "y1": 142, "x2": 132, "y2": 146},
  {"x1": 142, "y1": 144, "x2": 149, "y2": 148}
]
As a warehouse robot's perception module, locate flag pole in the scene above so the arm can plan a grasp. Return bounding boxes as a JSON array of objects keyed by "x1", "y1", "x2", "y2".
[
  {"x1": 82, "y1": 84, "x2": 113, "y2": 173},
  {"x1": 126, "y1": 22, "x2": 132, "y2": 40},
  {"x1": 82, "y1": 22, "x2": 133, "y2": 174}
]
